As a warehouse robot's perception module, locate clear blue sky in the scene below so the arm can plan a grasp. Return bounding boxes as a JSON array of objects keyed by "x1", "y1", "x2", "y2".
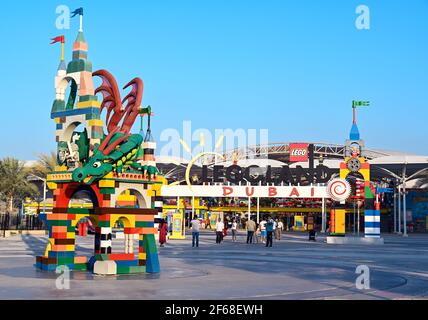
[{"x1": 0, "y1": 0, "x2": 427, "y2": 160}]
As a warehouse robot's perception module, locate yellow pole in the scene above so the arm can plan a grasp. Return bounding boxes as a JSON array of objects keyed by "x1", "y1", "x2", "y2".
[{"x1": 61, "y1": 42, "x2": 64, "y2": 61}]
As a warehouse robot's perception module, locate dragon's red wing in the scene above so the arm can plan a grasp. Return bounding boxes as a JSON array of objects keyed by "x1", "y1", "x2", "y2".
[
  {"x1": 93, "y1": 70, "x2": 144, "y2": 155},
  {"x1": 121, "y1": 77, "x2": 144, "y2": 134},
  {"x1": 93, "y1": 69, "x2": 124, "y2": 134}
]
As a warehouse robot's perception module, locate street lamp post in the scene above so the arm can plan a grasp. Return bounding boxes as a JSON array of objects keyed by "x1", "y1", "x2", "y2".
[
  {"x1": 393, "y1": 190, "x2": 397, "y2": 233},
  {"x1": 403, "y1": 181, "x2": 408, "y2": 237},
  {"x1": 397, "y1": 184, "x2": 402, "y2": 234}
]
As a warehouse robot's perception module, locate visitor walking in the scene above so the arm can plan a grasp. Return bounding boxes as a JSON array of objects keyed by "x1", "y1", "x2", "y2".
[
  {"x1": 223, "y1": 218, "x2": 228, "y2": 239},
  {"x1": 190, "y1": 215, "x2": 200, "y2": 247},
  {"x1": 266, "y1": 216, "x2": 274, "y2": 247},
  {"x1": 255, "y1": 225, "x2": 261, "y2": 243},
  {"x1": 275, "y1": 218, "x2": 283, "y2": 240},
  {"x1": 215, "y1": 218, "x2": 224, "y2": 244},
  {"x1": 231, "y1": 218, "x2": 238, "y2": 242},
  {"x1": 260, "y1": 218, "x2": 267, "y2": 243},
  {"x1": 245, "y1": 217, "x2": 256, "y2": 244},
  {"x1": 158, "y1": 219, "x2": 168, "y2": 247},
  {"x1": 205, "y1": 217, "x2": 211, "y2": 229}
]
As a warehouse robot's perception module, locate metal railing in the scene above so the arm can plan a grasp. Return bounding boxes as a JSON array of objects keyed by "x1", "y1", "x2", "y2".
[{"x1": 0, "y1": 213, "x2": 46, "y2": 232}]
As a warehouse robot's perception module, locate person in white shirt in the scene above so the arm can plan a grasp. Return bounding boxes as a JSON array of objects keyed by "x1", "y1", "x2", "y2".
[
  {"x1": 260, "y1": 219, "x2": 267, "y2": 243},
  {"x1": 215, "y1": 218, "x2": 224, "y2": 244},
  {"x1": 275, "y1": 218, "x2": 284, "y2": 240},
  {"x1": 231, "y1": 218, "x2": 238, "y2": 242},
  {"x1": 190, "y1": 215, "x2": 201, "y2": 247}
]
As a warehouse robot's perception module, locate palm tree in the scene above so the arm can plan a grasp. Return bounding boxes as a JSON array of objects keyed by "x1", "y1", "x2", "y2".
[
  {"x1": 0, "y1": 157, "x2": 39, "y2": 213},
  {"x1": 32, "y1": 151, "x2": 57, "y2": 178}
]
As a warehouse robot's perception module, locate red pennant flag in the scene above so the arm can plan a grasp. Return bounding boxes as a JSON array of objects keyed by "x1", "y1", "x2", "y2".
[{"x1": 50, "y1": 35, "x2": 65, "y2": 44}]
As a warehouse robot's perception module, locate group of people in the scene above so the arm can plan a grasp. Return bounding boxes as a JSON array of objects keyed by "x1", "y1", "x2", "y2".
[
  {"x1": 213, "y1": 217, "x2": 239, "y2": 244},
  {"x1": 158, "y1": 215, "x2": 284, "y2": 248},
  {"x1": 245, "y1": 216, "x2": 283, "y2": 247}
]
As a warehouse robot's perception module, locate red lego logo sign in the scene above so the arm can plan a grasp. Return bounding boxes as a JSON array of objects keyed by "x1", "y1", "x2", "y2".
[{"x1": 289, "y1": 143, "x2": 309, "y2": 162}]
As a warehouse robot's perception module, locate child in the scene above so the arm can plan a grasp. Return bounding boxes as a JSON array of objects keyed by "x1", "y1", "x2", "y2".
[{"x1": 255, "y1": 226, "x2": 261, "y2": 244}]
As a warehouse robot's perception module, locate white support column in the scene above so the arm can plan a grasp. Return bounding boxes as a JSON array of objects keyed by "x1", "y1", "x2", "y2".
[
  {"x1": 248, "y1": 197, "x2": 251, "y2": 222},
  {"x1": 256, "y1": 197, "x2": 260, "y2": 224},
  {"x1": 321, "y1": 198, "x2": 326, "y2": 233},
  {"x1": 192, "y1": 196, "x2": 195, "y2": 219},
  {"x1": 393, "y1": 190, "x2": 397, "y2": 233},
  {"x1": 403, "y1": 182, "x2": 408, "y2": 237},
  {"x1": 357, "y1": 205, "x2": 360, "y2": 236},
  {"x1": 398, "y1": 185, "x2": 402, "y2": 234},
  {"x1": 353, "y1": 201, "x2": 356, "y2": 234}
]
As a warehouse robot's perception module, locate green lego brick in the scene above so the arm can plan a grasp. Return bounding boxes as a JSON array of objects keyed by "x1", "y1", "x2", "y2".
[
  {"x1": 364, "y1": 186, "x2": 374, "y2": 198},
  {"x1": 67, "y1": 60, "x2": 92, "y2": 73},
  {"x1": 51, "y1": 99, "x2": 65, "y2": 113},
  {"x1": 94, "y1": 254, "x2": 109, "y2": 261},
  {"x1": 116, "y1": 266, "x2": 131, "y2": 274},
  {"x1": 129, "y1": 265, "x2": 146, "y2": 273},
  {"x1": 100, "y1": 187, "x2": 116, "y2": 195},
  {"x1": 143, "y1": 234, "x2": 158, "y2": 253},
  {"x1": 79, "y1": 95, "x2": 98, "y2": 102},
  {"x1": 98, "y1": 221, "x2": 111, "y2": 227},
  {"x1": 85, "y1": 112, "x2": 101, "y2": 120},
  {"x1": 135, "y1": 221, "x2": 154, "y2": 228},
  {"x1": 49, "y1": 220, "x2": 70, "y2": 226},
  {"x1": 67, "y1": 208, "x2": 92, "y2": 215},
  {"x1": 73, "y1": 263, "x2": 88, "y2": 271},
  {"x1": 57, "y1": 257, "x2": 75, "y2": 265},
  {"x1": 67, "y1": 226, "x2": 75, "y2": 232}
]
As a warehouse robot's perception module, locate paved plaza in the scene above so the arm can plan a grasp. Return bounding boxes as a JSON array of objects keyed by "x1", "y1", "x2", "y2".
[{"x1": 0, "y1": 231, "x2": 427, "y2": 299}]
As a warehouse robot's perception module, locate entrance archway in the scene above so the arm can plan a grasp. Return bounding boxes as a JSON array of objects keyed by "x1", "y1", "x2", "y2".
[{"x1": 68, "y1": 187, "x2": 99, "y2": 264}]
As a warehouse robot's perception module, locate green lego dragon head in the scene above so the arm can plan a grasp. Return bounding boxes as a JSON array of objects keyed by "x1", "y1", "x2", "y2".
[
  {"x1": 72, "y1": 147, "x2": 113, "y2": 185},
  {"x1": 72, "y1": 132, "x2": 142, "y2": 185}
]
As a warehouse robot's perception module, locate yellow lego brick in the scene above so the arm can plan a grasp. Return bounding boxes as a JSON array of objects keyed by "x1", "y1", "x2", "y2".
[
  {"x1": 339, "y1": 170, "x2": 349, "y2": 179},
  {"x1": 67, "y1": 232, "x2": 75, "y2": 239},
  {"x1": 54, "y1": 118, "x2": 61, "y2": 124},
  {"x1": 117, "y1": 194, "x2": 137, "y2": 201},
  {"x1": 76, "y1": 100, "x2": 101, "y2": 108},
  {"x1": 103, "y1": 172, "x2": 114, "y2": 179},
  {"x1": 99, "y1": 179, "x2": 116, "y2": 188},
  {"x1": 54, "y1": 165, "x2": 68, "y2": 171},
  {"x1": 47, "y1": 182, "x2": 57, "y2": 190},
  {"x1": 66, "y1": 245, "x2": 75, "y2": 251},
  {"x1": 87, "y1": 119, "x2": 104, "y2": 127},
  {"x1": 138, "y1": 253, "x2": 147, "y2": 260},
  {"x1": 359, "y1": 169, "x2": 370, "y2": 181}
]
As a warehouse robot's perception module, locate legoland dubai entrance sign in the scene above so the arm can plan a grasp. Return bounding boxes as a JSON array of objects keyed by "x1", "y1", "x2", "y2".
[{"x1": 161, "y1": 178, "x2": 351, "y2": 202}]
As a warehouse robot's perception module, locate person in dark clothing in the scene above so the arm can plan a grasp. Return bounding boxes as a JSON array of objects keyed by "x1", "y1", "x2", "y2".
[
  {"x1": 265, "y1": 217, "x2": 274, "y2": 247},
  {"x1": 246, "y1": 218, "x2": 256, "y2": 244}
]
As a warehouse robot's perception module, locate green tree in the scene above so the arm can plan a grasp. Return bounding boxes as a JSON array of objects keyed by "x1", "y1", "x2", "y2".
[
  {"x1": 32, "y1": 151, "x2": 57, "y2": 178},
  {"x1": 0, "y1": 157, "x2": 39, "y2": 213}
]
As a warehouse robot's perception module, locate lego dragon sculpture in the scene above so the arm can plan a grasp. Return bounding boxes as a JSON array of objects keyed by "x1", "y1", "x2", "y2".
[{"x1": 72, "y1": 69, "x2": 157, "y2": 184}]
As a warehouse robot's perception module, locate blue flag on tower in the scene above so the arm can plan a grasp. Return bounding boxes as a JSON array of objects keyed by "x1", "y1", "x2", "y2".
[{"x1": 71, "y1": 7, "x2": 84, "y2": 17}]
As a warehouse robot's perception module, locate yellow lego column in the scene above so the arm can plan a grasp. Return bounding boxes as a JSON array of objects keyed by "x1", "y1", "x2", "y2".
[
  {"x1": 170, "y1": 198, "x2": 185, "y2": 239},
  {"x1": 330, "y1": 208, "x2": 346, "y2": 235}
]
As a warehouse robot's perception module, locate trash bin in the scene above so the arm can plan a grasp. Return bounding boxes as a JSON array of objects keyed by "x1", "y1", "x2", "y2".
[{"x1": 309, "y1": 230, "x2": 316, "y2": 241}]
